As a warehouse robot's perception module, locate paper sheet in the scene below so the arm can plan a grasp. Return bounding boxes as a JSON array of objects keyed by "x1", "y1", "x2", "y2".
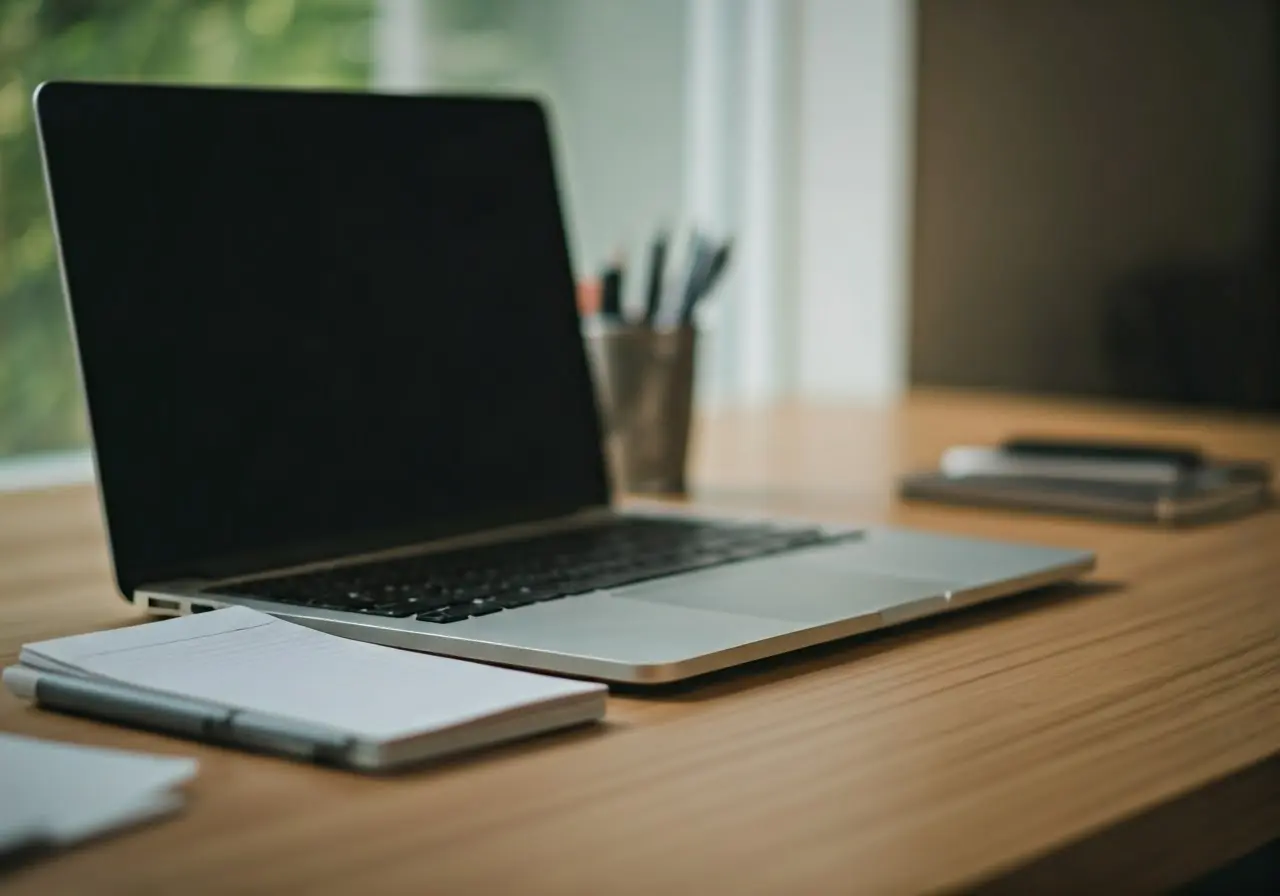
[
  {"x1": 0, "y1": 732, "x2": 196, "y2": 854},
  {"x1": 20, "y1": 607, "x2": 605, "y2": 742}
]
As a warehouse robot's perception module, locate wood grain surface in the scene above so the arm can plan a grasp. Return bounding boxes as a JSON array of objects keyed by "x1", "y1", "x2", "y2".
[{"x1": 2, "y1": 389, "x2": 1278, "y2": 894}]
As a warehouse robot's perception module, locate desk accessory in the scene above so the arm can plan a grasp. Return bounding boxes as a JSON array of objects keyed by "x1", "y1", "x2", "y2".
[
  {"x1": 902, "y1": 437, "x2": 1273, "y2": 525},
  {"x1": 584, "y1": 225, "x2": 731, "y2": 494},
  {"x1": 584, "y1": 321, "x2": 696, "y2": 495},
  {"x1": 3, "y1": 608, "x2": 607, "y2": 772}
]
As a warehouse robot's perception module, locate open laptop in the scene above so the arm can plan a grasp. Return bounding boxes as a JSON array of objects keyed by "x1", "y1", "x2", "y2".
[{"x1": 35, "y1": 82, "x2": 1093, "y2": 684}]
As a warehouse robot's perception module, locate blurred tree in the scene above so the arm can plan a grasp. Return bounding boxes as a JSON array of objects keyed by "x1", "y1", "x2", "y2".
[{"x1": 0, "y1": 0, "x2": 371, "y2": 456}]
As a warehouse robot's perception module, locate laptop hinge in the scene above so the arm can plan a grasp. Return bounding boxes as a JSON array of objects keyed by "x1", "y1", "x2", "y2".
[{"x1": 142, "y1": 505, "x2": 618, "y2": 594}]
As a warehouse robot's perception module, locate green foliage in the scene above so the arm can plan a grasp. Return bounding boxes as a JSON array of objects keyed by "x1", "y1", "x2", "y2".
[{"x1": 0, "y1": 0, "x2": 371, "y2": 456}]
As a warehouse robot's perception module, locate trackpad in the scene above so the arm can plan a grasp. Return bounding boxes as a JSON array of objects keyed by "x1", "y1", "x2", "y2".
[{"x1": 615, "y1": 550, "x2": 959, "y2": 625}]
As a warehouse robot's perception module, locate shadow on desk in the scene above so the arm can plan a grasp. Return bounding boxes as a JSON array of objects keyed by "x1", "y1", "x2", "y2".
[
  {"x1": 978, "y1": 766, "x2": 1280, "y2": 894},
  {"x1": 614, "y1": 579, "x2": 1126, "y2": 702}
]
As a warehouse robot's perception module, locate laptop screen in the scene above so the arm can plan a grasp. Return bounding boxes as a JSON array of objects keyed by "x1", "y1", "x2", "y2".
[{"x1": 37, "y1": 83, "x2": 610, "y2": 595}]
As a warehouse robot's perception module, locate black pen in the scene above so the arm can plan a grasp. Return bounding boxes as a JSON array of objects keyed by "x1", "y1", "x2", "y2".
[
  {"x1": 694, "y1": 241, "x2": 732, "y2": 304},
  {"x1": 677, "y1": 233, "x2": 713, "y2": 325},
  {"x1": 599, "y1": 255, "x2": 625, "y2": 323},
  {"x1": 1001, "y1": 437, "x2": 1204, "y2": 470},
  {"x1": 643, "y1": 230, "x2": 668, "y2": 326}
]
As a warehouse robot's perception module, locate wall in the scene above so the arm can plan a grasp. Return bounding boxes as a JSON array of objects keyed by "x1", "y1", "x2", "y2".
[
  {"x1": 795, "y1": 0, "x2": 915, "y2": 402},
  {"x1": 416, "y1": 0, "x2": 688, "y2": 280},
  {"x1": 410, "y1": 0, "x2": 918, "y2": 406},
  {"x1": 911, "y1": 0, "x2": 1277, "y2": 397},
  {"x1": 680, "y1": 0, "x2": 917, "y2": 405},
  {"x1": 531, "y1": 0, "x2": 688, "y2": 278}
]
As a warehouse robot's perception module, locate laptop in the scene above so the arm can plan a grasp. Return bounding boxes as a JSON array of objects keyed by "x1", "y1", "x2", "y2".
[{"x1": 35, "y1": 82, "x2": 1093, "y2": 684}]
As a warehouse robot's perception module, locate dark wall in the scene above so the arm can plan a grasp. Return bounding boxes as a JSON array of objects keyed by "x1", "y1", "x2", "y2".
[{"x1": 910, "y1": 0, "x2": 1278, "y2": 409}]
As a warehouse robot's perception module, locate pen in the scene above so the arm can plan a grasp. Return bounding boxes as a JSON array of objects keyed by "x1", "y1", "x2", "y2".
[
  {"x1": 599, "y1": 255, "x2": 625, "y2": 323},
  {"x1": 6, "y1": 666, "x2": 354, "y2": 765},
  {"x1": 677, "y1": 233, "x2": 713, "y2": 325},
  {"x1": 643, "y1": 230, "x2": 668, "y2": 326},
  {"x1": 692, "y1": 240, "x2": 732, "y2": 309},
  {"x1": 1000, "y1": 437, "x2": 1204, "y2": 470}
]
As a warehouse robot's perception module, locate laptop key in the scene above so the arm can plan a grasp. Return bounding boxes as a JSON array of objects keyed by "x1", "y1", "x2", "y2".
[
  {"x1": 348, "y1": 605, "x2": 418, "y2": 618},
  {"x1": 494, "y1": 586, "x2": 563, "y2": 608},
  {"x1": 417, "y1": 605, "x2": 475, "y2": 624},
  {"x1": 398, "y1": 592, "x2": 458, "y2": 611},
  {"x1": 444, "y1": 584, "x2": 504, "y2": 602},
  {"x1": 466, "y1": 600, "x2": 505, "y2": 618}
]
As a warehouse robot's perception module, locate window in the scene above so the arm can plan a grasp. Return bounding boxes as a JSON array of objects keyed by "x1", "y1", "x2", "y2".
[
  {"x1": 1, "y1": 0, "x2": 914, "y2": 470},
  {"x1": 0, "y1": 0, "x2": 371, "y2": 459}
]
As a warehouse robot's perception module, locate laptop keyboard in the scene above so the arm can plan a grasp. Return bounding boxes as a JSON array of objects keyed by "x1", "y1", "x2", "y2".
[{"x1": 213, "y1": 517, "x2": 858, "y2": 624}]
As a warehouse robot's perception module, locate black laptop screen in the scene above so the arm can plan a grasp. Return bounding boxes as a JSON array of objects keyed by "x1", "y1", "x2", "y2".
[{"x1": 37, "y1": 83, "x2": 610, "y2": 595}]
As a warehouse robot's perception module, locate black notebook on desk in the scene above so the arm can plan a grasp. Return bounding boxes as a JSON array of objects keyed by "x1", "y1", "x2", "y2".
[{"x1": 900, "y1": 441, "x2": 1273, "y2": 526}]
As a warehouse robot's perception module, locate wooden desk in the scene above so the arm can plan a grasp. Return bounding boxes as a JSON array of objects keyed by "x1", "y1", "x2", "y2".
[{"x1": 3, "y1": 390, "x2": 1278, "y2": 893}]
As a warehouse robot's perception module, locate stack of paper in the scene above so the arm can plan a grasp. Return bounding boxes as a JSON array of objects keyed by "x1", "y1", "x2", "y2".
[{"x1": 0, "y1": 732, "x2": 196, "y2": 862}]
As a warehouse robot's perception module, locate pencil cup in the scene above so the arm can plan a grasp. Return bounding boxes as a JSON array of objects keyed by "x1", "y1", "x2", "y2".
[{"x1": 584, "y1": 324, "x2": 697, "y2": 496}]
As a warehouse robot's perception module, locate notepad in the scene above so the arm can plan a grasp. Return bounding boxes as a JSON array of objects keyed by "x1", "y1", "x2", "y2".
[
  {"x1": 4, "y1": 608, "x2": 607, "y2": 771},
  {"x1": 0, "y1": 733, "x2": 196, "y2": 861}
]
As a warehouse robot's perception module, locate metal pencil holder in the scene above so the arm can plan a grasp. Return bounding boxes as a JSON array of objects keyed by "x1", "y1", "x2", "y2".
[{"x1": 584, "y1": 324, "x2": 697, "y2": 496}]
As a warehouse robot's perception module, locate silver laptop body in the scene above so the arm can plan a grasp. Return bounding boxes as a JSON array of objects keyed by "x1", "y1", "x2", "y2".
[
  {"x1": 38, "y1": 82, "x2": 1093, "y2": 684},
  {"x1": 136, "y1": 514, "x2": 1091, "y2": 684}
]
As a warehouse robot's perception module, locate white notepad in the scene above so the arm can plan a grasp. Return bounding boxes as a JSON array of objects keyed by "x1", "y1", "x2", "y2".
[{"x1": 3, "y1": 608, "x2": 606, "y2": 771}]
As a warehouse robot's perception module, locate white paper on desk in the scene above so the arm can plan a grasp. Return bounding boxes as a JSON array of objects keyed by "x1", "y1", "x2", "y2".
[
  {"x1": 20, "y1": 606, "x2": 605, "y2": 743},
  {"x1": 0, "y1": 732, "x2": 197, "y2": 852}
]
